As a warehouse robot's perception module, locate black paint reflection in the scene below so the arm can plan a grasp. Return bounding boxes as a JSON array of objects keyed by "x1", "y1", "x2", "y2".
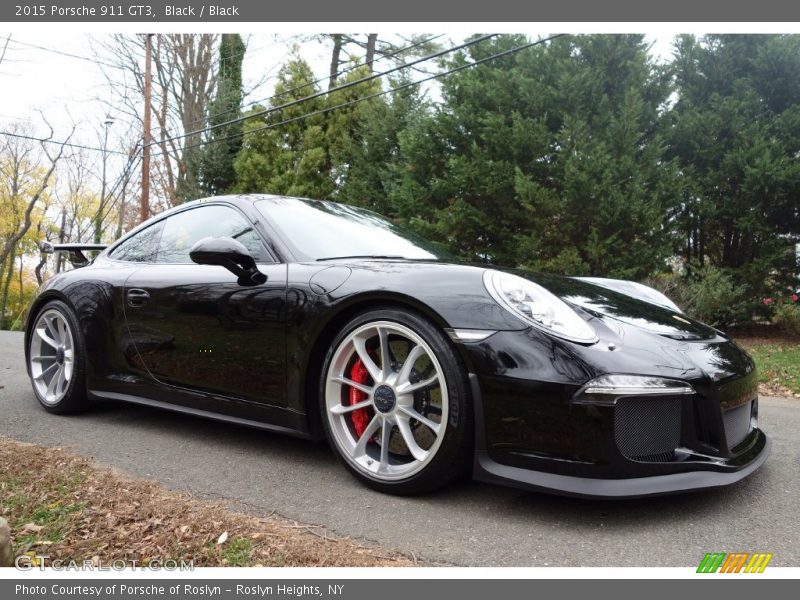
[{"x1": 123, "y1": 265, "x2": 287, "y2": 405}]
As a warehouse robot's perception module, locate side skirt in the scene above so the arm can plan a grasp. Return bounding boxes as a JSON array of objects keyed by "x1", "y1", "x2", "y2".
[{"x1": 88, "y1": 390, "x2": 317, "y2": 440}]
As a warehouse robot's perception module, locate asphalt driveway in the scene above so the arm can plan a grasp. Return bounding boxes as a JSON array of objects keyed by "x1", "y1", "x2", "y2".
[{"x1": 1, "y1": 330, "x2": 797, "y2": 566}]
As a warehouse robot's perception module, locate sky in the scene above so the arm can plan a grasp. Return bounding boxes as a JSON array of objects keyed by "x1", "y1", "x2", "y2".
[
  {"x1": 0, "y1": 32, "x2": 678, "y2": 194},
  {"x1": 0, "y1": 32, "x2": 677, "y2": 135}
]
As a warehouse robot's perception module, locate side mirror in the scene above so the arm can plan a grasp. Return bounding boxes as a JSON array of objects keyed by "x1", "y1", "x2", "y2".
[{"x1": 189, "y1": 237, "x2": 267, "y2": 286}]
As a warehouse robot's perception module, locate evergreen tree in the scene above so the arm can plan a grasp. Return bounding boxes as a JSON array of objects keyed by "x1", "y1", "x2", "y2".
[
  {"x1": 233, "y1": 58, "x2": 383, "y2": 200},
  {"x1": 669, "y1": 34, "x2": 800, "y2": 295},
  {"x1": 200, "y1": 34, "x2": 246, "y2": 195},
  {"x1": 233, "y1": 58, "x2": 331, "y2": 198},
  {"x1": 390, "y1": 35, "x2": 680, "y2": 277}
]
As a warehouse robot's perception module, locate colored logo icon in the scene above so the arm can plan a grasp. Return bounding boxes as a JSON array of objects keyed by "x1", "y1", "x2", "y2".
[{"x1": 697, "y1": 552, "x2": 773, "y2": 573}]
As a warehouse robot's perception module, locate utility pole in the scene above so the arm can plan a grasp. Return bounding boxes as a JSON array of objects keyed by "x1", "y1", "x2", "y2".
[
  {"x1": 140, "y1": 33, "x2": 153, "y2": 224},
  {"x1": 56, "y1": 209, "x2": 66, "y2": 274},
  {"x1": 94, "y1": 114, "x2": 115, "y2": 243}
]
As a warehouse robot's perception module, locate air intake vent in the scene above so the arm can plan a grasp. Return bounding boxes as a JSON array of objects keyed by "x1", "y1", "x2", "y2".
[
  {"x1": 723, "y1": 401, "x2": 753, "y2": 450},
  {"x1": 614, "y1": 396, "x2": 682, "y2": 460}
]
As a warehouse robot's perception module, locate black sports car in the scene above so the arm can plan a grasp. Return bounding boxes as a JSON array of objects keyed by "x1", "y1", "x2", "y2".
[{"x1": 25, "y1": 194, "x2": 770, "y2": 497}]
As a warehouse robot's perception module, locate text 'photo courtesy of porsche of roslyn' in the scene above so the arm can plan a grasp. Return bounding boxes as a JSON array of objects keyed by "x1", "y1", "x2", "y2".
[{"x1": 1, "y1": 3, "x2": 799, "y2": 585}]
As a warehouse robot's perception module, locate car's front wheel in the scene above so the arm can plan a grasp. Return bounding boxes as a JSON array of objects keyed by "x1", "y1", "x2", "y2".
[
  {"x1": 320, "y1": 308, "x2": 473, "y2": 495},
  {"x1": 28, "y1": 300, "x2": 88, "y2": 414}
]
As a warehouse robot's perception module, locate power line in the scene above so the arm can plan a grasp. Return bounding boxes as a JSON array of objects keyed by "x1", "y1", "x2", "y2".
[
  {"x1": 152, "y1": 35, "x2": 565, "y2": 158},
  {"x1": 0, "y1": 130, "x2": 131, "y2": 155},
  {"x1": 186, "y1": 33, "x2": 445, "y2": 132},
  {"x1": 149, "y1": 34, "x2": 498, "y2": 149},
  {"x1": 7, "y1": 38, "x2": 127, "y2": 71},
  {"x1": 99, "y1": 146, "x2": 143, "y2": 229},
  {"x1": 258, "y1": 34, "x2": 446, "y2": 109}
]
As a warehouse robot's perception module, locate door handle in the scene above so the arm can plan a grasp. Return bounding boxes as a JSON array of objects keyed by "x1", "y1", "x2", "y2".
[{"x1": 126, "y1": 288, "x2": 150, "y2": 307}]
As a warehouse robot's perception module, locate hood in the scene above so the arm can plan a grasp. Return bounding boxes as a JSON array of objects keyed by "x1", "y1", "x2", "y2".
[
  {"x1": 515, "y1": 271, "x2": 718, "y2": 341},
  {"x1": 574, "y1": 276, "x2": 682, "y2": 312}
]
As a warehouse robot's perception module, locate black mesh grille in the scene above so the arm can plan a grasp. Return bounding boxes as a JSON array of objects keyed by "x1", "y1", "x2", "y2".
[
  {"x1": 633, "y1": 450, "x2": 676, "y2": 462},
  {"x1": 614, "y1": 396, "x2": 682, "y2": 460},
  {"x1": 723, "y1": 401, "x2": 753, "y2": 449}
]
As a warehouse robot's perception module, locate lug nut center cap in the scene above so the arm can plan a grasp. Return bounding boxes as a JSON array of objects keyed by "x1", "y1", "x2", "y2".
[{"x1": 373, "y1": 385, "x2": 397, "y2": 414}]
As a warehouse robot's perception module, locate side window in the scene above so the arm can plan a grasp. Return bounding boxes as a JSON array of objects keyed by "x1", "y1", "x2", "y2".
[
  {"x1": 156, "y1": 205, "x2": 271, "y2": 264},
  {"x1": 109, "y1": 224, "x2": 160, "y2": 263}
]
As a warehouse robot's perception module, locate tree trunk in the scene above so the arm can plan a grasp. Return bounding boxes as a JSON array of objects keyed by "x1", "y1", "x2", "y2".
[
  {"x1": 116, "y1": 184, "x2": 127, "y2": 240},
  {"x1": 34, "y1": 254, "x2": 47, "y2": 286},
  {"x1": 18, "y1": 253, "x2": 23, "y2": 306},
  {"x1": 0, "y1": 246, "x2": 16, "y2": 329},
  {"x1": 329, "y1": 34, "x2": 343, "y2": 89},
  {"x1": 366, "y1": 34, "x2": 378, "y2": 72}
]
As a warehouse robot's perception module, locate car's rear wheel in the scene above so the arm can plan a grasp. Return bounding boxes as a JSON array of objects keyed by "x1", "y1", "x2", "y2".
[
  {"x1": 28, "y1": 300, "x2": 88, "y2": 414},
  {"x1": 320, "y1": 308, "x2": 472, "y2": 494}
]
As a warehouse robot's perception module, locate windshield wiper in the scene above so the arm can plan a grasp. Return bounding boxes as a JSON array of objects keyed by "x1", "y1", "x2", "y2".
[{"x1": 316, "y1": 255, "x2": 407, "y2": 261}]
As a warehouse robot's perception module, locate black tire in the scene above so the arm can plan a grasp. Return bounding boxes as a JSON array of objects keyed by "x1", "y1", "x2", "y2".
[
  {"x1": 28, "y1": 300, "x2": 89, "y2": 415},
  {"x1": 319, "y1": 307, "x2": 473, "y2": 495}
]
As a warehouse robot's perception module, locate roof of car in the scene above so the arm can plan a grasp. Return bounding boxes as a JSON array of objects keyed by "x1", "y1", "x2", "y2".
[{"x1": 197, "y1": 194, "x2": 314, "y2": 205}]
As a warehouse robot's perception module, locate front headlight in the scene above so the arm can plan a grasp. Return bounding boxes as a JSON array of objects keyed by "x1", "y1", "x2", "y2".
[{"x1": 483, "y1": 270, "x2": 597, "y2": 343}]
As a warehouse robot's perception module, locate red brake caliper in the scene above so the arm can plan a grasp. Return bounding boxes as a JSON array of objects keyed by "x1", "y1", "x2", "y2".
[{"x1": 349, "y1": 359, "x2": 371, "y2": 437}]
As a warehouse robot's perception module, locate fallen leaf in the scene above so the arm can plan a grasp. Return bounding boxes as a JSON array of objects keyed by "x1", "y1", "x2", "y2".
[
  {"x1": 20, "y1": 523, "x2": 44, "y2": 534},
  {"x1": 217, "y1": 530, "x2": 228, "y2": 545}
]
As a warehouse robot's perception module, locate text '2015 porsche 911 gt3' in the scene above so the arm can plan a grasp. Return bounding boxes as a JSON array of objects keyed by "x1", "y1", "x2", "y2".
[{"x1": 25, "y1": 194, "x2": 769, "y2": 497}]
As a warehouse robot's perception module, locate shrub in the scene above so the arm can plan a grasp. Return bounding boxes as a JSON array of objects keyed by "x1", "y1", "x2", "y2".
[
  {"x1": 683, "y1": 267, "x2": 751, "y2": 327},
  {"x1": 773, "y1": 302, "x2": 800, "y2": 336},
  {"x1": 645, "y1": 267, "x2": 750, "y2": 327}
]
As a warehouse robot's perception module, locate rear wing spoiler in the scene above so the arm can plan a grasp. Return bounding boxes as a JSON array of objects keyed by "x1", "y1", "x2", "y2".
[{"x1": 40, "y1": 242, "x2": 108, "y2": 270}]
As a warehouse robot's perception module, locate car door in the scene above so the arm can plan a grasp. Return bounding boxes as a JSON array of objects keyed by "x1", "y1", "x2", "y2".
[{"x1": 122, "y1": 203, "x2": 288, "y2": 412}]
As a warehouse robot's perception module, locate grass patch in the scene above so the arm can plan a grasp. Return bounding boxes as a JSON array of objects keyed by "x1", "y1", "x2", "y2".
[
  {"x1": 737, "y1": 339, "x2": 800, "y2": 397},
  {"x1": 0, "y1": 435, "x2": 411, "y2": 567},
  {"x1": 220, "y1": 537, "x2": 254, "y2": 566}
]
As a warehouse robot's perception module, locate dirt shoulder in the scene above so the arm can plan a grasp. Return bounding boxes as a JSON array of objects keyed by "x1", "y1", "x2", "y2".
[{"x1": 0, "y1": 435, "x2": 412, "y2": 567}]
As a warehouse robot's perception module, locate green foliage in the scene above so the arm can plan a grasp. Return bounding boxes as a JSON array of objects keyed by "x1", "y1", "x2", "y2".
[
  {"x1": 335, "y1": 75, "x2": 428, "y2": 216},
  {"x1": 645, "y1": 267, "x2": 753, "y2": 326},
  {"x1": 669, "y1": 34, "x2": 800, "y2": 298},
  {"x1": 233, "y1": 58, "x2": 383, "y2": 200},
  {"x1": 773, "y1": 303, "x2": 800, "y2": 336},
  {"x1": 199, "y1": 34, "x2": 246, "y2": 196},
  {"x1": 234, "y1": 58, "x2": 329, "y2": 197},
  {"x1": 383, "y1": 35, "x2": 680, "y2": 275},
  {"x1": 683, "y1": 266, "x2": 750, "y2": 327}
]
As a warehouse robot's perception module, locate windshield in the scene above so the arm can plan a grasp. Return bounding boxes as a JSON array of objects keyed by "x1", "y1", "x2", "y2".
[{"x1": 255, "y1": 197, "x2": 451, "y2": 261}]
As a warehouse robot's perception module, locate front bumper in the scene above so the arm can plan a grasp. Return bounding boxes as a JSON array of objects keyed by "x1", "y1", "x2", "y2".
[
  {"x1": 469, "y1": 374, "x2": 771, "y2": 498},
  {"x1": 474, "y1": 433, "x2": 770, "y2": 498},
  {"x1": 461, "y1": 326, "x2": 771, "y2": 498}
]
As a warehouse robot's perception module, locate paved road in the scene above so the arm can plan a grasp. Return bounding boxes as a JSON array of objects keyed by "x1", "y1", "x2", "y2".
[{"x1": 1, "y1": 330, "x2": 798, "y2": 566}]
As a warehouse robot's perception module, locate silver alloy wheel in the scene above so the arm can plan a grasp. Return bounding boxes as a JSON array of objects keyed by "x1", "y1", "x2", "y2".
[
  {"x1": 29, "y1": 308, "x2": 75, "y2": 405},
  {"x1": 325, "y1": 320, "x2": 449, "y2": 481}
]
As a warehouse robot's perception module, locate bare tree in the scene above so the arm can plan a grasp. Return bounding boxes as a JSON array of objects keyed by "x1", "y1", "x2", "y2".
[
  {"x1": 318, "y1": 33, "x2": 441, "y2": 86},
  {"x1": 94, "y1": 34, "x2": 218, "y2": 208}
]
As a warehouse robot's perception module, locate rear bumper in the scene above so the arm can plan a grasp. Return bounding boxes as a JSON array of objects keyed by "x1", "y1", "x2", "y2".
[{"x1": 469, "y1": 373, "x2": 771, "y2": 499}]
